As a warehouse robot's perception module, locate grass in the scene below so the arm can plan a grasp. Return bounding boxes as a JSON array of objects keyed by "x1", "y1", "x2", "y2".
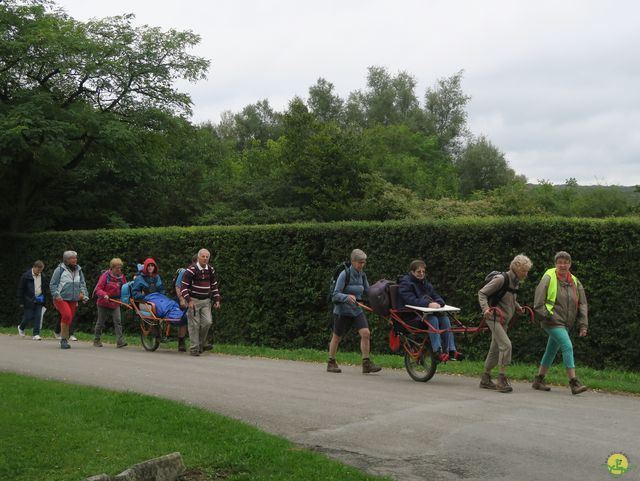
[
  {"x1": 0, "y1": 373, "x2": 391, "y2": 481},
  {"x1": 3, "y1": 326, "x2": 640, "y2": 394}
]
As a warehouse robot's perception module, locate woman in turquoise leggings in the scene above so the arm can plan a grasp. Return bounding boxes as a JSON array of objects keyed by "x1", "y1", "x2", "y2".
[{"x1": 532, "y1": 251, "x2": 589, "y2": 395}]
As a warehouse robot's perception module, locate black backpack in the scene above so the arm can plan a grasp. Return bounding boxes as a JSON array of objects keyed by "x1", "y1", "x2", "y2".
[
  {"x1": 170, "y1": 267, "x2": 186, "y2": 298},
  {"x1": 368, "y1": 279, "x2": 395, "y2": 316},
  {"x1": 328, "y1": 261, "x2": 351, "y2": 303},
  {"x1": 482, "y1": 271, "x2": 518, "y2": 307}
]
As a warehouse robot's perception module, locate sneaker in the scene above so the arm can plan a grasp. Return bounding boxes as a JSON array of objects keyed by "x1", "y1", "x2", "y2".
[
  {"x1": 93, "y1": 340, "x2": 103, "y2": 347},
  {"x1": 189, "y1": 350, "x2": 200, "y2": 357},
  {"x1": 32, "y1": 335, "x2": 42, "y2": 341},
  {"x1": 438, "y1": 352, "x2": 450, "y2": 363},
  {"x1": 116, "y1": 342, "x2": 128, "y2": 348},
  {"x1": 569, "y1": 378, "x2": 587, "y2": 395},
  {"x1": 362, "y1": 358, "x2": 382, "y2": 374},
  {"x1": 496, "y1": 374, "x2": 513, "y2": 393},
  {"x1": 449, "y1": 350, "x2": 465, "y2": 361},
  {"x1": 327, "y1": 358, "x2": 342, "y2": 373},
  {"x1": 69, "y1": 335, "x2": 78, "y2": 342},
  {"x1": 202, "y1": 343, "x2": 213, "y2": 351},
  {"x1": 479, "y1": 373, "x2": 497, "y2": 390},
  {"x1": 54, "y1": 332, "x2": 62, "y2": 340},
  {"x1": 60, "y1": 338, "x2": 71, "y2": 350},
  {"x1": 18, "y1": 326, "x2": 25, "y2": 337},
  {"x1": 532, "y1": 375, "x2": 551, "y2": 391}
]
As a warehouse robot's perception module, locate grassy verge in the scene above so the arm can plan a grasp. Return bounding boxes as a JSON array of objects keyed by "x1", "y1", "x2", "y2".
[
  {"x1": 3, "y1": 327, "x2": 639, "y2": 394},
  {"x1": 0, "y1": 373, "x2": 390, "y2": 481}
]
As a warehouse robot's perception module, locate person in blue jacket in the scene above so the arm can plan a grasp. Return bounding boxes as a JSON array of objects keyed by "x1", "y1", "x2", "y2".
[
  {"x1": 327, "y1": 249, "x2": 381, "y2": 375},
  {"x1": 398, "y1": 259, "x2": 465, "y2": 363},
  {"x1": 131, "y1": 258, "x2": 165, "y2": 299}
]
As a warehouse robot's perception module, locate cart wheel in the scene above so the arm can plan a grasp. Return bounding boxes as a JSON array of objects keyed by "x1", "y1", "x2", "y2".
[
  {"x1": 140, "y1": 322, "x2": 160, "y2": 352},
  {"x1": 404, "y1": 344, "x2": 437, "y2": 382}
]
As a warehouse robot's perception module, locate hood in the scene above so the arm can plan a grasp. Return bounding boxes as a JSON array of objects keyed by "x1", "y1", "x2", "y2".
[{"x1": 143, "y1": 258, "x2": 158, "y2": 277}]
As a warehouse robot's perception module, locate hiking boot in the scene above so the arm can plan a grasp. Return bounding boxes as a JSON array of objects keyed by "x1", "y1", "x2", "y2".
[
  {"x1": 569, "y1": 378, "x2": 587, "y2": 395},
  {"x1": 117, "y1": 342, "x2": 128, "y2": 348},
  {"x1": 449, "y1": 350, "x2": 465, "y2": 361},
  {"x1": 60, "y1": 338, "x2": 71, "y2": 350},
  {"x1": 178, "y1": 337, "x2": 186, "y2": 352},
  {"x1": 479, "y1": 373, "x2": 497, "y2": 390},
  {"x1": 362, "y1": 358, "x2": 381, "y2": 374},
  {"x1": 496, "y1": 374, "x2": 513, "y2": 393},
  {"x1": 327, "y1": 358, "x2": 342, "y2": 373},
  {"x1": 532, "y1": 374, "x2": 551, "y2": 391},
  {"x1": 93, "y1": 339, "x2": 103, "y2": 347}
]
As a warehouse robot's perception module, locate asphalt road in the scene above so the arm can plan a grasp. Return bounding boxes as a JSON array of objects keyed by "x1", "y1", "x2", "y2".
[{"x1": 1, "y1": 335, "x2": 638, "y2": 481}]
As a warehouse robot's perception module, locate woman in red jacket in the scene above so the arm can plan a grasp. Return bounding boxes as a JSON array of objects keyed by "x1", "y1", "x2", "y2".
[{"x1": 93, "y1": 258, "x2": 128, "y2": 348}]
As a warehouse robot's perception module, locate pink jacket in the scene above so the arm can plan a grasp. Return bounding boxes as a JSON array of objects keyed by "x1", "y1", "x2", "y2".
[{"x1": 95, "y1": 271, "x2": 127, "y2": 309}]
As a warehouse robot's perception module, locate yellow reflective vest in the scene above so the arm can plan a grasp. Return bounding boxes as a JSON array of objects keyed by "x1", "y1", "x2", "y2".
[{"x1": 544, "y1": 267, "x2": 579, "y2": 315}]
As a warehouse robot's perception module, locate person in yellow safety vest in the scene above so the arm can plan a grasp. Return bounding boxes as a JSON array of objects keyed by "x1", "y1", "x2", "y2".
[{"x1": 532, "y1": 251, "x2": 589, "y2": 395}]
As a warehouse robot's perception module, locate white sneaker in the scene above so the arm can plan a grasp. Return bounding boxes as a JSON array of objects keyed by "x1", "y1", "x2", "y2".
[
  {"x1": 54, "y1": 332, "x2": 62, "y2": 340},
  {"x1": 69, "y1": 335, "x2": 78, "y2": 341},
  {"x1": 33, "y1": 335, "x2": 42, "y2": 340},
  {"x1": 18, "y1": 326, "x2": 25, "y2": 337}
]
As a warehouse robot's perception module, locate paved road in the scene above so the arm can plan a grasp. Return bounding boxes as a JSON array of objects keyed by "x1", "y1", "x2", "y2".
[{"x1": 1, "y1": 335, "x2": 638, "y2": 481}]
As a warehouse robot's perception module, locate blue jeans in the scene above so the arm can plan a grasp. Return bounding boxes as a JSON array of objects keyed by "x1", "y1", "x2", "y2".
[
  {"x1": 19, "y1": 304, "x2": 43, "y2": 336},
  {"x1": 540, "y1": 326, "x2": 575, "y2": 369},
  {"x1": 425, "y1": 314, "x2": 451, "y2": 352}
]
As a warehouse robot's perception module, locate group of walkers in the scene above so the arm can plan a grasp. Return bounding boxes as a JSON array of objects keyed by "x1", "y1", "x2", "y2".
[
  {"x1": 16, "y1": 249, "x2": 221, "y2": 356},
  {"x1": 17, "y1": 246, "x2": 589, "y2": 394},
  {"x1": 327, "y1": 249, "x2": 589, "y2": 395}
]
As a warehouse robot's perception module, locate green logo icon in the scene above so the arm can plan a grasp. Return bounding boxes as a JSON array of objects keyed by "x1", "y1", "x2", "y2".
[{"x1": 607, "y1": 453, "x2": 630, "y2": 478}]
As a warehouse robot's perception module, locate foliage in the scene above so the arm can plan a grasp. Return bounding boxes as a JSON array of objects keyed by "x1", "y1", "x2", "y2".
[
  {"x1": 457, "y1": 135, "x2": 519, "y2": 197},
  {"x1": 1, "y1": 217, "x2": 639, "y2": 370},
  {"x1": 0, "y1": 0, "x2": 209, "y2": 232}
]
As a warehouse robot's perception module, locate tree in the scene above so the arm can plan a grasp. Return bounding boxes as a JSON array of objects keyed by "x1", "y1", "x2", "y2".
[
  {"x1": 423, "y1": 70, "x2": 470, "y2": 156},
  {"x1": 0, "y1": 0, "x2": 209, "y2": 231},
  {"x1": 456, "y1": 136, "x2": 519, "y2": 197},
  {"x1": 307, "y1": 78, "x2": 343, "y2": 123}
]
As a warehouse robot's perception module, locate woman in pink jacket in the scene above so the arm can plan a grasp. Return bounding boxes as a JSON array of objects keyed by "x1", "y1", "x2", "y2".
[{"x1": 93, "y1": 258, "x2": 128, "y2": 348}]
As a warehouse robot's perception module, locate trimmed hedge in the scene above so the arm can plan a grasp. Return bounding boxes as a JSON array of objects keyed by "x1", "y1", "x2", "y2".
[{"x1": 1, "y1": 217, "x2": 638, "y2": 370}]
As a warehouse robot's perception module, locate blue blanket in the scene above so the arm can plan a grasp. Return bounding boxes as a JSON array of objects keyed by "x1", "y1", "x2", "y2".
[{"x1": 144, "y1": 293, "x2": 186, "y2": 322}]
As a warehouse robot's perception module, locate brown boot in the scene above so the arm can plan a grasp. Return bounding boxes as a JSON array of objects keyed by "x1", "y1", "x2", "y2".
[
  {"x1": 496, "y1": 374, "x2": 513, "y2": 393},
  {"x1": 569, "y1": 378, "x2": 587, "y2": 395},
  {"x1": 362, "y1": 358, "x2": 381, "y2": 374},
  {"x1": 479, "y1": 372, "x2": 497, "y2": 390},
  {"x1": 532, "y1": 375, "x2": 551, "y2": 391},
  {"x1": 327, "y1": 358, "x2": 342, "y2": 373}
]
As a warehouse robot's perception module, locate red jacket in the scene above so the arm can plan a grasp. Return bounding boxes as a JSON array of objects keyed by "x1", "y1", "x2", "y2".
[{"x1": 95, "y1": 270, "x2": 127, "y2": 309}]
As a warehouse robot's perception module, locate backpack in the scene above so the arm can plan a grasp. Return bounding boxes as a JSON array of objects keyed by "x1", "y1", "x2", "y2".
[
  {"x1": 171, "y1": 267, "x2": 187, "y2": 297},
  {"x1": 368, "y1": 279, "x2": 395, "y2": 316},
  {"x1": 328, "y1": 261, "x2": 351, "y2": 303},
  {"x1": 120, "y1": 281, "x2": 134, "y2": 303},
  {"x1": 482, "y1": 271, "x2": 518, "y2": 307},
  {"x1": 92, "y1": 270, "x2": 111, "y2": 299}
]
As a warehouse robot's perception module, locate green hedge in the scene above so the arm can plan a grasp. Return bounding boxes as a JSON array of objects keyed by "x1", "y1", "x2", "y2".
[{"x1": 1, "y1": 217, "x2": 638, "y2": 370}]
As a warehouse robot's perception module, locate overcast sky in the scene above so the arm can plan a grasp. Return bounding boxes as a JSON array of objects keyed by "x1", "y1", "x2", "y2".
[{"x1": 55, "y1": 0, "x2": 639, "y2": 186}]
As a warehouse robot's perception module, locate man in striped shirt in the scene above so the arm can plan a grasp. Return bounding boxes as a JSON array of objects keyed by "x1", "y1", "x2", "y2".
[{"x1": 180, "y1": 248, "x2": 221, "y2": 356}]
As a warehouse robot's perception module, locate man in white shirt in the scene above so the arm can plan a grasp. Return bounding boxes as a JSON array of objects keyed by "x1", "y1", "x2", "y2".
[{"x1": 17, "y1": 260, "x2": 48, "y2": 340}]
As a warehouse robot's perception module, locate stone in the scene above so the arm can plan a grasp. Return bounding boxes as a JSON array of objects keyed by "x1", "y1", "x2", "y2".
[{"x1": 112, "y1": 452, "x2": 185, "y2": 481}]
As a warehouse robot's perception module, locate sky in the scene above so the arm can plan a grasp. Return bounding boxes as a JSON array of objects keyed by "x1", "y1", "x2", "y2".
[{"x1": 54, "y1": 0, "x2": 640, "y2": 186}]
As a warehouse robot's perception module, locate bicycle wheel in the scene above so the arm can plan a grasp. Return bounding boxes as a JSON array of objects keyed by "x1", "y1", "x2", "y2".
[
  {"x1": 140, "y1": 321, "x2": 160, "y2": 352},
  {"x1": 403, "y1": 338, "x2": 437, "y2": 382}
]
